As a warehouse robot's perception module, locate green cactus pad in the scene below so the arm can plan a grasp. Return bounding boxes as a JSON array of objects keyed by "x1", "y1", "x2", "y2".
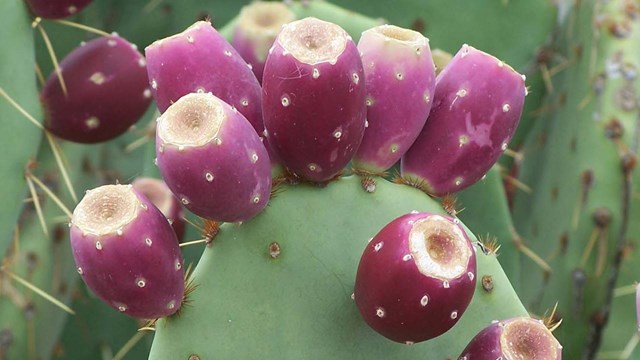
[
  {"x1": 53, "y1": 284, "x2": 151, "y2": 360},
  {"x1": 457, "y1": 166, "x2": 522, "y2": 290},
  {"x1": 149, "y1": 176, "x2": 526, "y2": 359},
  {"x1": 512, "y1": 0, "x2": 640, "y2": 356},
  {"x1": 0, "y1": 140, "x2": 102, "y2": 359},
  {"x1": 0, "y1": 0, "x2": 44, "y2": 254}
]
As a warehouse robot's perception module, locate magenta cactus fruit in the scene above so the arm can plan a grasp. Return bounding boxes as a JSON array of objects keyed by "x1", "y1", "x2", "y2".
[
  {"x1": 354, "y1": 212, "x2": 476, "y2": 344},
  {"x1": 131, "y1": 177, "x2": 185, "y2": 242},
  {"x1": 262, "y1": 17, "x2": 366, "y2": 182},
  {"x1": 145, "y1": 21, "x2": 264, "y2": 137},
  {"x1": 155, "y1": 92, "x2": 271, "y2": 223},
  {"x1": 401, "y1": 44, "x2": 526, "y2": 196},
  {"x1": 41, "y1": 34, "x2": 151, "y2": 143},
  {"x1": 458, "y1": 317, "x2": 562, "y2": 359},
  {"x1": 70, "y1": 184, "x2": 185, "y2": 319},
  {"x1": 352, "y1": 25, "x2": 435, "y2": 173},
  {"x1": 232, "y1": 1, "x2": 295, "y2": 83},
  {"x1": 25, "y1": 0, "x2": 93, "y2": 19}
]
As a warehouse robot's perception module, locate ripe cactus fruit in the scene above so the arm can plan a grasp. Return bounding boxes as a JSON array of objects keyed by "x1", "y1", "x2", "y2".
[
  {"x1": 262, "y1": 17, "x2": 366, "y2": 182},
  {"x1": 155, "y1": 92, "x2": 271, "y2": 223},
  {"x1": 354, "y1": 212, "x2": 476, "y2": 343},
  {"x1": 69, "y1": 184, "x2": 185, "y2": 319},
  {"x1": 131, "y1": 177, "x2": 185, "y2": 242},
  {"x1": 41, "y1": 34, "x2": 151, "y2": 143},
  {"x1": 145, "y1": 21, "x2": 264, "y2": 137},
  {"x1": 401, "y1": 44, "x2": 526, "y2": 196},
  {"x1": 24, "y1": 0, "x2": 93, "y2": 19},
  {"x1": 458, "y1": 317, "x2": 562, "y2": 359},
  {"x1": 352, "y1": 25, "x2": 435, "y2": 173},
  {"x1": 232, "y1": 1, "x2": 295, "y2": 83}
]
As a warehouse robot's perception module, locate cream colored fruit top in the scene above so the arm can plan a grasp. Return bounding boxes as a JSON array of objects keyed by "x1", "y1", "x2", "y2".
[
  {"x1": 157, "y1": 92, "x2": 225, "y2": 147},
  {"x1": 366, "y1": 24, "x2": 427, "y2": 47},
  {"x1": 237, "y1": 2, "x2": 295, "y2": 62},
  {"x1": 238, "y1": 2, "x2": 295, "y2": 37},
  {"x1": 501, "y1": 318, "x2": 561, "y2": 360},
  {"x1": 409, "y1": 215, "x2": 471, "y2": 281},
  {"x1": 72, "y1": 184, "x2": 140, "y2": 236},
  {"x1": 278, "y1": 17, "x2": 348, "y2": 65}
]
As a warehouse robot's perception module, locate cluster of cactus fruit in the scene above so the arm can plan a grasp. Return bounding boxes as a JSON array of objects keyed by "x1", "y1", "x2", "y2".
[{"x1": 4, "y1": 0, "x2": 640, "y2": 359}]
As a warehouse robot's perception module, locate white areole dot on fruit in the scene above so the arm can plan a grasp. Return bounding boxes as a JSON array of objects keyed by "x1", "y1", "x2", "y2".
[
  {"x1": 85, "y1": 116, "x2": 100, "y2": 129},
  {"x1": 90, "y1": 72, "x2": 105, "y2": 85}
]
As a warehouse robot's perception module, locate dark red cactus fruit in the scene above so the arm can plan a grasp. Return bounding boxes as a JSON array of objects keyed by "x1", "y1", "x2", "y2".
[
  {"x1": 145, "y1": 21, "x2": 264, "y2": 138},
  {"x1": 458, "y1": 317, "x2": 562, "y2": 360},
  {"x1": 41, "y1": 34, "x2": 151, "y2": 143},
  {"x1": 70, "y1": 184, "x2": 184, "y2": 319},
  {"x1": 131, "y1": 177, "x2": 185, "y2": 242},
  {"x1": 155, "y1": 92, "x2": 271, "y2": 223},
  {"x1": 25, "y1": 0, "x2": 93, "y2": 19},
  {"x1": 401, "y1": 44, "x2": 526, "y2": 196},
  {"x1": 354, "y1": 212, "x2": 476, "y2": 344},
  {"x1": 262, "y1": 17, "x2": 366, "y2": 182},
  {"x1": 232, "y1": 1, "x2": 295, "y2": 83},
  {"x1": 352, "y1": 25, "x2": 435, "y2": 173}
]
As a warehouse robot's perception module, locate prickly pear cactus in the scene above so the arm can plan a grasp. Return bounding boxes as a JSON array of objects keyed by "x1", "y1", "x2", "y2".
[
  {"x1": 1, "y1": 0, "x2": 582, "y2": 359},
  {"x1": 512, "y1": 0, "x2": 640, "y2": 357}
]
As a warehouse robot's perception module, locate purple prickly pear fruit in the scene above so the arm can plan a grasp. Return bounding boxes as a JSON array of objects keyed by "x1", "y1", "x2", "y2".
[
  {"x1": 232, "y1": 1, "x2": 295, "y2": 83},
  {"x1": 354, "y1": 212, "x2": 476, "y2": 344},
  {"x1": 262, "y1": 17, "x2": 366, "y2": 182},
  {"x1": 145, "y1": 21, "x2": 264, "y2": 138},
  {"x1": 41, "y1": 34, "x2": 151, "y2": 143},
  {"x1": 25, "y1": 0, "x2": 93, "y2": 19},
  {"x1": 132, "y1": 177, "x2": 185, "y2": 242},
  {"x1": 352, "y1": 25, "x2": 435, "y2": 173},
  {"x1": 458, "y1": 317, "x2": 562, "y2": 360},
  {"x1": 155, "y1": 92, "x2": 271, "y2": 223},
  {"x1": 401, "y1": 44, "x2": 526, "y2": 196},
  {"x1": 70, "y1": 184, "x2": 184, "y2": 319}
]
